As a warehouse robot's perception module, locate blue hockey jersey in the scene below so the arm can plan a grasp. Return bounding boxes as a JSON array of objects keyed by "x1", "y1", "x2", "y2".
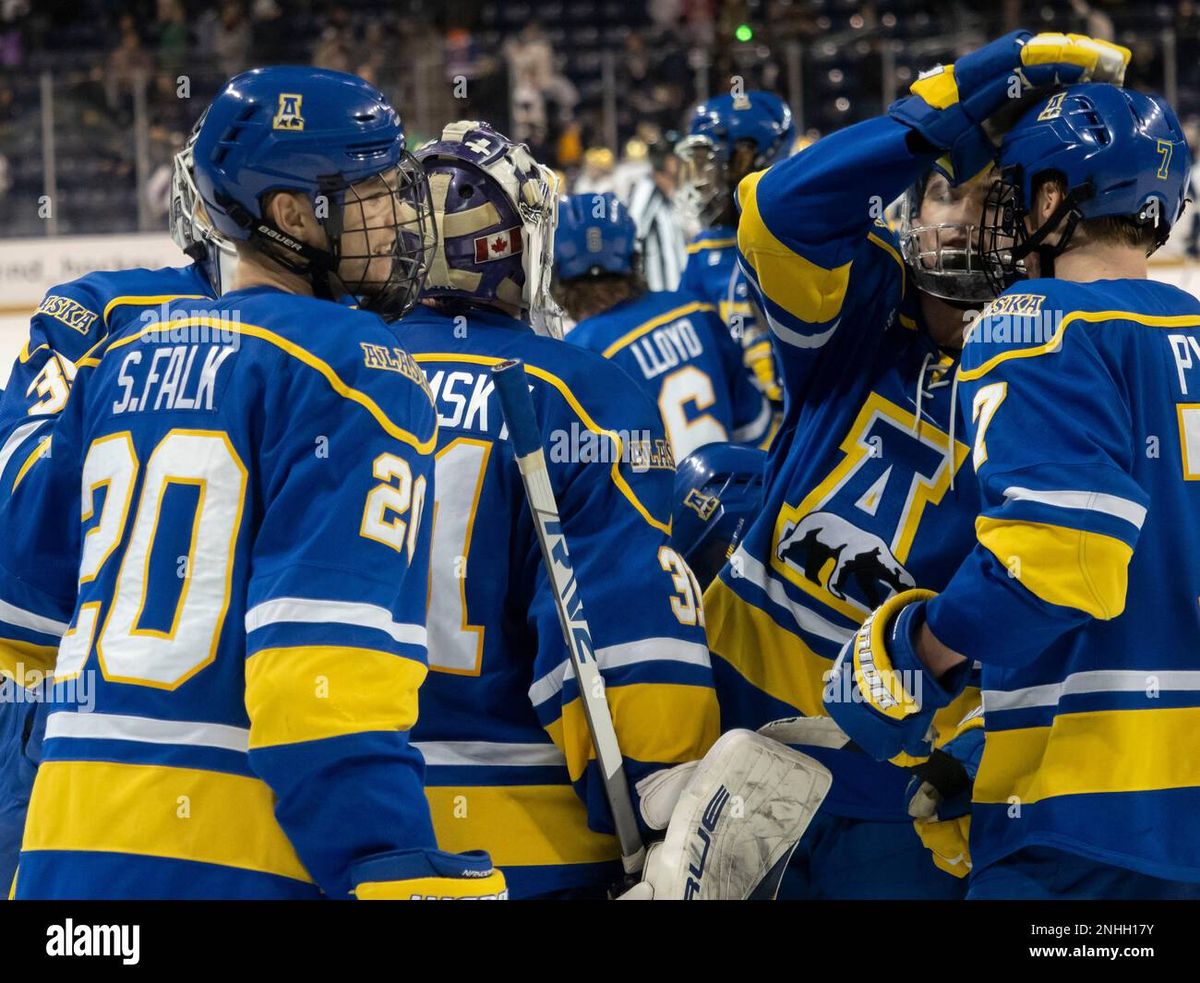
[
  {"x1": 926, "y1": 276, "x2": 1200, "y2": 883},
  {"x1": 565, "y1": 289, "x2": 771, "y2": 459},
  {"x1": 682, "y1": 227, "x2": 781, "y2": 402},
  {"x1": 703, "y1": 116, "x2": 982, "y2": 820},
  {"x1": 395, "y1": 304, "x2": 719, "y2": 898},
  {"x1": 0, "y1": 264, "x2": 213, "y2": 492},
  {"x1": 0, "y1": 285, "x2": 441, "y2": 899},
  {"x1": 0, "y1": 262, "x2": 215, "y2": 894}
]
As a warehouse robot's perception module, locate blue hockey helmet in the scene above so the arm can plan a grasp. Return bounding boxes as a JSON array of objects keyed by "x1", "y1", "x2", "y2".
[
  {"x1": 192, "y1": 66, "x2": 435, "y2": 319},
  {"x1": 671, "y1": 444, "x2": 768, "y2": 589},
  {"x1": 978, "y1": 83, "x2": 1191, "y2": 293},
  {"x1": 675, "y1": 91, "x2": 795, "y2": 229},
  {"x1": 553, "y1": 192, "x2": 639, "y2": 280},
  {"x1": 415, "y1": 121, "x2": 561, "y2": 336}
]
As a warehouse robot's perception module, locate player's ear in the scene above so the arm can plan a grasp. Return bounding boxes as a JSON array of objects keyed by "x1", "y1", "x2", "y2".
[
  {"x1": 1036, "y1": 180, "x2": 1063, "y2": 227},
  {"x1": 264, "y1": 191, "x2": 321, "y2": 246}
]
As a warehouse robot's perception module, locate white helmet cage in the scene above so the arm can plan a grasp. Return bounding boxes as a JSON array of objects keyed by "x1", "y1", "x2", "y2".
[
  {"x1": 897, "y1": 175, "x2": 999, "y2": 305},
  {"x1": 170, "y1": 128, "x2": 237, "y2": 294}
]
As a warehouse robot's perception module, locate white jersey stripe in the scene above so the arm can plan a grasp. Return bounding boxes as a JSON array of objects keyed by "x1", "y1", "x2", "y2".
[
  {"x1": 45, "y1": 710, "x2": 251, "y2": 752},
  {"x1": 1002, "y1": 486, "x2": 1148, "y2": 528},
  {"x1": 984, "y1": 669, "x2": 1200, "y2": 712},
  {"x1": 414, "y1": 740, "x2": 566, "y2": 768},
  {"x1": 528, "y1": 637, "x2": 712, "y2": 707},
  {"x1": 0, "y1": 419, "x2": 49, "y2": 480},
  {"x1": 730, "y1": 545, "x2": 855, "y2": 646},
  {"x1": 732, "y1": 398, "x2": 772, "y2": 443},
  {"x1": 245, "y1": 597, "x2": 426, "y2": 647},
  {"x1": 0, "y1": 597, "x2": 70, "y2": 638}
]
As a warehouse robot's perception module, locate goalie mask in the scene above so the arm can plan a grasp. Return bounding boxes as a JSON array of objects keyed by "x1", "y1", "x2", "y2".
[
  {"x1": 415, "y1": 121, "x2": 562, "y2": 337},
  {"x1": 898, "y1": 170, "x2": 996, "y2": 305}
]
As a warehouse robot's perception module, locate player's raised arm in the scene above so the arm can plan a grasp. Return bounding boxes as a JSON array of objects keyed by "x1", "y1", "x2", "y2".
[{"x1": 737, "y1": 30, "x2": 1129, "y2": 368}]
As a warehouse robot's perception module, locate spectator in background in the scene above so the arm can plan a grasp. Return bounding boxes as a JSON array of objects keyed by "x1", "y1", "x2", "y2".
[
  {"x1": 356, "y1": 21, "x2": 387, "y2": 88},
  {"x1": 156, "y1": 0, "x2": 189, "y2": 79},
  {"x1": 504, "y1": 22, "x2": 577, "y2": 147},
  {"x1": 0, "y1": 0, "x2": 27, "y2": 68},
  {"x1": 573, "y1": 146, "x2": 616, "y2": 196},
  {"x1": 312, "y1": 4, "x2": 355, "y2": 75},
  {"x1": 250, "y1": 0, "x2": 288, "y2": 65},
  {"x1": 213, "y1": 1, "x2": 251, "y2": 78},
  {"x1": 105, "y1": 14, "x2": 154, "y2": 115},
  {"x1": 557, "y1": 120, "x2": 584, "y2": 169}
]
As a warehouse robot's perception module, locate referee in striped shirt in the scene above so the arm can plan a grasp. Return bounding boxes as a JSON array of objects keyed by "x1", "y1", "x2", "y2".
[{"x1": 623, "y1": 139, "x2": 687, "y2": 292}]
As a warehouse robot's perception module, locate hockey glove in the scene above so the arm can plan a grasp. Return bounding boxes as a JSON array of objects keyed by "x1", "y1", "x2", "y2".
[
  {"x1": 350, "y1": 848, "x2": 507, "y2": 900},
  {"x1": 907, "y1": 705, "x2": 984, "y2": 878},
  {"x1": 890, "y1": 30, "x2": 1130, "y2": 183},
  {"x1": 824, "y1": 589, "x2": 970, "y2": 763}
]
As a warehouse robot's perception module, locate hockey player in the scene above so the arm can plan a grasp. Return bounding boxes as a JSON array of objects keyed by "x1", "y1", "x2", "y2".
[
  {"x1": 0, "y1": 67, "x2": 504, "y2": 899},
  {"x1": 556, "y1": 191, "x2": 771, "y2": 460},
  {"x1": 703, "y1": 31, "x2": 1129, "y2": 898},
  {"x1": 395, "y1": 122, "x2": 721, "y2": 898},
  {"x1": 827, "y1": 83, "x2": 1200, "y2": 900},
  {"x1": 676, "y1": 90, "x2": 794, "y2": 407},
  {"x1": 0, "y1": 121, "x2": 228, "y2": 894}
]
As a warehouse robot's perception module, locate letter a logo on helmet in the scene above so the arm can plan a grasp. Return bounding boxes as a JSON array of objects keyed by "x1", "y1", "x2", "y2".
[
  {"x1": 272, "y1": 93, "x2": 305, "y2": 131},
  {"x1": 192, "y1": 66, "x2": 436, "y2": 321}
]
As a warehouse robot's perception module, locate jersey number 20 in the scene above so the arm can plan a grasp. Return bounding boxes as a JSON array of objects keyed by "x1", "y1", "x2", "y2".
[{"x1": 57, "y1": 429, "x2": 246, "y2": 689}]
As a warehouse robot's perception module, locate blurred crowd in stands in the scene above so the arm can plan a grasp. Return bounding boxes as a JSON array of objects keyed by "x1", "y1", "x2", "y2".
[{"x1": 0, "y1": 0, "x2": 1197, "y2": 245}]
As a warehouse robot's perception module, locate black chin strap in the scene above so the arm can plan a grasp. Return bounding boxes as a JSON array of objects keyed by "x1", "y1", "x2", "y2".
[
  {"x1": 221, "y1": 196, "x2": 344, "y2": 300},
  {"x1": 1016, "y1": 191, "x2": 1088, "y2": 281}
]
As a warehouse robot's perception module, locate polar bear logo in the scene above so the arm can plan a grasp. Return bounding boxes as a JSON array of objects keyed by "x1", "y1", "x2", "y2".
[{"x1": 776, "y1": 510, "x2": 915, "y2": 608}]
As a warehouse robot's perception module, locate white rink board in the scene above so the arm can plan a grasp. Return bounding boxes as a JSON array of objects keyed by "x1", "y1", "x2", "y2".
[
  {"x1": 0, "y1": 233, "x2": 180, "y2": 388},
  {"x1": 2, "y1": 234, "x2": 1200, "y2": 390}
]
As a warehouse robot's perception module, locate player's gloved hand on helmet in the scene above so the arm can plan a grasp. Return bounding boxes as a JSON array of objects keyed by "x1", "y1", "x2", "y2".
[
  {"x1": 907, "y1": 707, "x2": 984, "y2": 878},
  {"x1": 350, "y1": 848, "x2": 507, "y2": 900},
  {"x1": 891, "y1": 30, "x2": 1130, "y2": 184},
  {"x1": 823, "y1": 588, "x2": 971, "y2": 763}
]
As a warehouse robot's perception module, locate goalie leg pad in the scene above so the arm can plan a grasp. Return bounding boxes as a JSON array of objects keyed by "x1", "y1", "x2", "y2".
[{"x1": 636, "y1": 729, "x2": 832, "y2": 900}]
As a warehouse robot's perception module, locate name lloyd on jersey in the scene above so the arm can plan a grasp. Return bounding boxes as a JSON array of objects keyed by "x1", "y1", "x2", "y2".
[
  {"x1": 112, "y1": 344, "x2": 236, "y2": 414},
  {"x1": 628, "y1": 318, "x2": 705, "y2": 380}
]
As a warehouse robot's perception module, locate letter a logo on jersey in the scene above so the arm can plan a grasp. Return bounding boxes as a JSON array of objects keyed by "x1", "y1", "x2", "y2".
[
  {"x1": 770, "y1": 392, "x2": 969, "y2": 618},
  {"x1": 273, "y1": 94, "x2": 305, "y2": 131}
]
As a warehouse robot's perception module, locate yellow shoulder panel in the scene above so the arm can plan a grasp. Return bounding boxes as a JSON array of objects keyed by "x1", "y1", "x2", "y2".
[
  {"x1": 975, "y1": 515, "x2": 1132, "y2": 619},
  {"x1": 736, "y1": 169, "x2": 853, "y2": 325}
]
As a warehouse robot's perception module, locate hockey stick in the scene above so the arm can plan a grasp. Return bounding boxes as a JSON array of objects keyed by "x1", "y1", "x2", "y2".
[{"x1": 491, "y1": 359, "x2": 647, "y2": 885}]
